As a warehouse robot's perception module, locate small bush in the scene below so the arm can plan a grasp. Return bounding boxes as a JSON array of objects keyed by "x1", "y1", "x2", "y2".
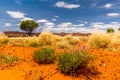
[
  {"x1": 29, "y1": 41, "x2": 39, "y2": 47},
  {"x1": 89, "y1": 33, "x2": 111, "y2": 48},
  {"x1": 57, "y1": 40, "x2": 70, "y2": 49},
  {"x1": 64, "y1": 35, "x2": 79, "y2": 45},
  {"x1": 33, "y1": 48, "x2": 55, "y2": 64},
  {"x1": 107, "y1": 28, "x2": 114, "y2": 33},
  {"x1": 0, "y1": 53, "x2": 20, "y2": 67},
  {"x1": 0, "y1": 33, "x2": 9, "y2": 45},
  {"x1": 38, "y1": 31, "x2": 55, "y2": 46},
  {"x1": 58, "y1": 51, "x2": 92, "y2": 75}
]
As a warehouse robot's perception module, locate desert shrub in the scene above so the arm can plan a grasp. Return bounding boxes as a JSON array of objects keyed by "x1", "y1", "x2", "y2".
[
  {"x1": 0, "y1": 33, "x2": 9, "y2": 45},
  {"x1": 0, "y1": 53, "x2": 20, "y2": 67},
  {"x1": 79, "y1": 36, "x2": 89, "y2": 43},
  {"x1": 29, "y1": 41, "x2": 39, "y2": 47},
  {"x1": 107, "y1": 28, "x2": 114, "y2": 33},
  {"x1": 58, "y1": 51, "x2": 93, "y2": 75},
  {"x1": 54, "y1": 35, "x2": 63, "y2": 41},
  {"x1": 57, "y1": 40, "x2": 70, "y2": 49},
  {"x1": 64, "y1": 35, "x2": 79, "y2": 45},
  {"x1": 38, "y1": 31, "x2": 55, "y2": 46},
  {"x1": 89, "y1": 33, "x2": 111, "y2": 48},
  {"x1": 110, "y1": 32, "x2": 120, "y2": 47},
  {"x1": 33, "y1": 48, "x2": 55, "y2": 64}
]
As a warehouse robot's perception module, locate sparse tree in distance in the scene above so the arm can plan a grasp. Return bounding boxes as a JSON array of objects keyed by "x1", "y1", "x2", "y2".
[
  {"x1": 20, "y1": 20, "x2": 39, "y2": 36},
  {"x1": 107, "y1": 28, "x2": 114, "y2": 33},
  {"x1": 118, "y1": 28, "x2": 120, "y2": 31}
]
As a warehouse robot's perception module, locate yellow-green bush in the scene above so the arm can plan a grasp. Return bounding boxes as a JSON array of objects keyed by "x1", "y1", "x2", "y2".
[
  {"x1": 64, "y1": 35, "x2": 79, "y2": 45},
  {"x1": 0, "y1": 33, "x2": 9, "y2": 45},
  {"x1": 110, "y1": 32, "x2": 120, "y2": 46},
  {"x1": 38, "y1": 31, "x2": 55, "y2": 46},
  {"x1": 89, "y1": 33, "x2": 111, "y2": 48},
  {"x1": 57, "y1": 40, "x2": 70, "y2": 49}
]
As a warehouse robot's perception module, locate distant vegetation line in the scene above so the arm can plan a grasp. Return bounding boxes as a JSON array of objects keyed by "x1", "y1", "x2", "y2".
[{"x1": 3, "y1": 31, "x2": 91, "y2": 37}]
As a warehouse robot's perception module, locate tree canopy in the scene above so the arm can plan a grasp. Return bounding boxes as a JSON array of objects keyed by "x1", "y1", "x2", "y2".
[{"x1": 20, "y1": 20, "x2": 39, "y2": 36}]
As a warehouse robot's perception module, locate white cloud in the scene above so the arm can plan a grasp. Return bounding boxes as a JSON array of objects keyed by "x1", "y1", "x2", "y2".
[
  {"x1": 36, "y1": 19, "x2": 55, "y2": 29},
  {"x1": 37, "y1": 19, "x2": 48, "y2": 23},
  {"x1": 55, "y1": 16, "x2": 59, "y2": 18},
  {"x1": 52, "y1": 18, "x2": 57, "y2": 21},
  {"x1": 44, "y1": 22, "x2": 55, "y2": 28},
  {"x1": 91, "y1": 22, "x2": 120, "y2": 30},
  {"x1": 57, "y1": 22, "x2": 72, "y2": 27},
  {"x1": 57, "y1": 22, "x2": 86, "y2": 28},
  {"x1": 15, "y1": 0, "x2": 21, "y2": 5},
  {"x1": 6, "y1": 11, "x2": 25, "y2": 18},
  {"x1": 105, "y1": 3, "x2": 112, "y2": 8},
  {"x1": 77, "y1": 20, "x2": 88, "y2": 24},
  {"x1": 4, "y1": 23, "x2": 12, "y2": 27},
  {"x1": 73, "y1": 24, "x2": 85, "y2": 27},
  {"x1": 55, "y1": 1, "x2": 80, "y2": 9},
  {"x1": 107, "y1": 13, "x2": 120, "y2": 17}
]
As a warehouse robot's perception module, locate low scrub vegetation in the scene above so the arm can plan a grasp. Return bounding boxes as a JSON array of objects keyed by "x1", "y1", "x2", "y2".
[
  {"x1": 89, "y1": 32, "x2": 111, "y2": 48},
  {"x1": 0, "y1": 53, "x2": 20, "y2": 69},
  {"x1": 58, "y1": 51, "x2": 93, "y2": 75},
  {"x1": 33, "y1": 48, "x2": 55, "y2": 64}
]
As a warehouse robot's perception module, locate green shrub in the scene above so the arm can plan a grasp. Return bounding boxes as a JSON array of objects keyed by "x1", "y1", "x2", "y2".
[
  {"x1": 58, "y1": 51, "x2": 92, "y2": 75},
  {"x1": 0, "y1": 54, "x2": 20, "y2": 65},
  {"x1": 107, "y1": 28, "x2": 114, "y2": 33},
  {"x1": 33, "y1": 48, "x2": 55, "y2": 64}
]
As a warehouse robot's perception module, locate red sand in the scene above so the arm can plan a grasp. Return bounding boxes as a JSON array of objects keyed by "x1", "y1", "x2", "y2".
[{"x1": 0, "y1": 46, "x2": 119, "y2": 80}]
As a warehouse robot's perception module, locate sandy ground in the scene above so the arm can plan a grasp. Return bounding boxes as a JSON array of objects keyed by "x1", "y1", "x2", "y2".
[{"x1": 0, "y1": 46, "x2": 119, "y2": 80}]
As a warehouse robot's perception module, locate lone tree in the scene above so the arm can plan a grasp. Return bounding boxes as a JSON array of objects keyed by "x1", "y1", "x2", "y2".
[
  {"x1": 118, "y1": 28, "x2": 120, "y2": 31},
  {"x1": 107, "y1": 28, "x2": 114, "y2": 33},
  {"x1": 20, "y1": 20, "x2": 39, "y2": 36}
]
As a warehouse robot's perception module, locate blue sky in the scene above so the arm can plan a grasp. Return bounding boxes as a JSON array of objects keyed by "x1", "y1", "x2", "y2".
[{"x1": 0, "y1": 0, "x2": 120, "y2": 33}]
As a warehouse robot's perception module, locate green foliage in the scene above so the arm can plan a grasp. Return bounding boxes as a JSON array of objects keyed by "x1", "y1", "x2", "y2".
[
  {"x1": 58, "y1": 51, "x2": 93, "y2": 75},
  {"x1": 33, "y1": 48, "x2": 55, "y2": 64},
  {"x1": 0, "y1": 54, "x2": 19, "y2": 65},
  {"x1": 20, "y1": 20, "x2": 39, "y2": 36},
  {"x1": 107, "y1": 28, "x2": 114, "y2": 33}
]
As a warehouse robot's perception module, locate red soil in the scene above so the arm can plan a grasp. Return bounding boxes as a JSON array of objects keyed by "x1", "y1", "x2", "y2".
[{"x1": 0, "y1": 46, "x2": 119, "y2": 80}]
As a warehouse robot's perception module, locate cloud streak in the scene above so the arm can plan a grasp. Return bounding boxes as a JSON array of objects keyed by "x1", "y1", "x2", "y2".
[
  {"x1": 6, "y1": 11, "x2": 25, "y2": 19},
  {"x1": 107, "y1": 13, "x2": 120, "y2": 17},
  {"x1": 55, "y1": 1, "x2": 80, "y2": 9}
]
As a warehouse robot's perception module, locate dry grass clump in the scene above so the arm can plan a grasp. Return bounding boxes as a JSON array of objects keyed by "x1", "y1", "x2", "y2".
[
  {"x1": 8, "y1": 37, "x2": 38, "y2": 46},
  {"x1": 0, "y1": 33, "x2": 9, "y2": 45},
  {"x1": 38, "y1": 31, "x2": 55, "y2": 46},
  {"x1": 110, "y1": 32, "x2": 120, "y2": 47},
  {"x1": 79, "y1": 36, "x2": 89, "y2": 43},
  {"x1": 89, "y1": 32, "x2": 111, "y2": 48},
  {"x1": 57, "y1": 40, "x2": 70, "y2": 49},
  {"x1": 64, "y1": 35, "x2": 79, "y2": 45},
  {"x1": 53, "y1": 35, "x2": 63, "y2": 42}
]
